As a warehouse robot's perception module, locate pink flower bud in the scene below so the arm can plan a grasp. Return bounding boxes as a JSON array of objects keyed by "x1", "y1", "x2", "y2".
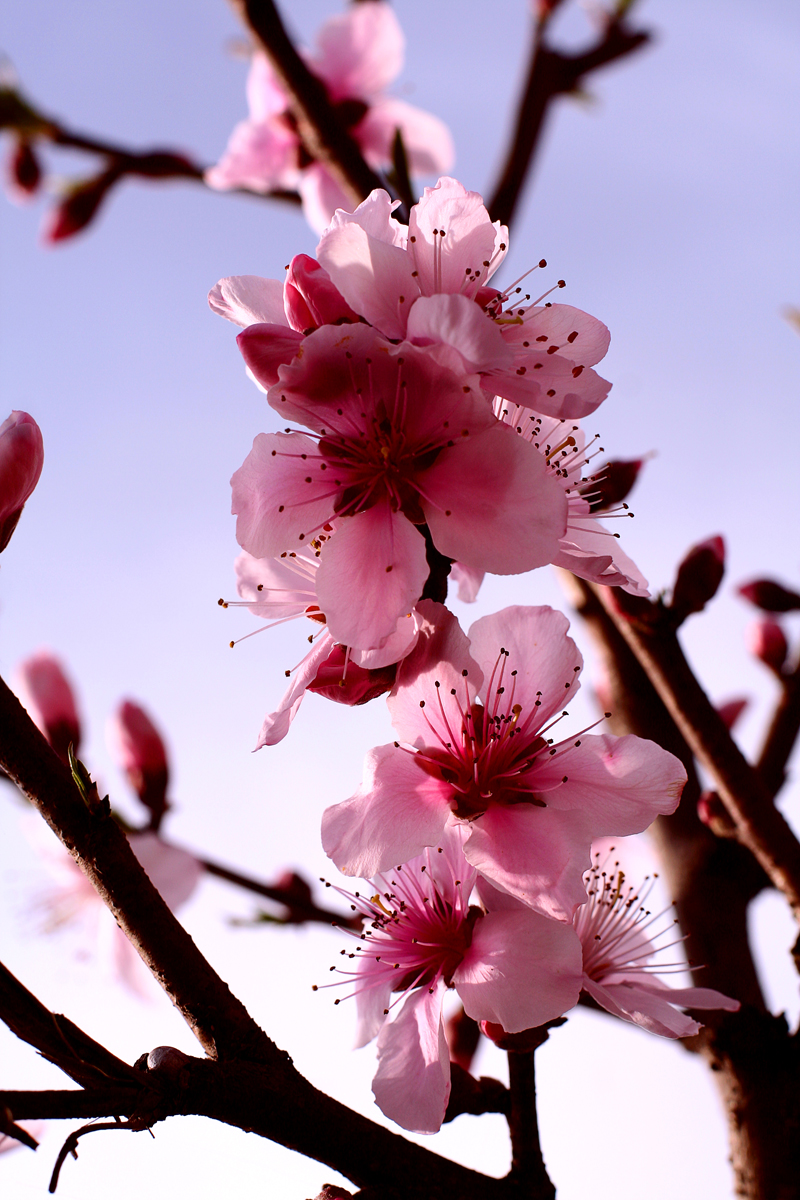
[
  {"x1": 587, "y1": 457, "x2": 645, "y2": 513},
  {"x1": 306, "y1": 645, "x2": 397, "y2": 706},
  {"x1": 284, "y1": 254, "x2": 357, "y2": 332},
  {"x1": 41, "y1": 167, "x2": 120, "y2": 244},
  {"x1": 697, "y1": 790, "x2": 737, "y2": 838},
  {"x1": 0, "y1": 410, "x2": 44, "y2": 552},
  {"x1": 670, "y1": 535, "x2": 725, "y2": 622},
  {"x1": 107, "y1": 701, "x2": 169, "y2": 828},
  {"x1": 745, "y1": 619, "x2": 788, "y2": 674},
  {"x1": 15, "y1": 652, "x2": 81, "y2": 763},
  {"x1": 6, "y1": 137, "x2": 42, "y2": 202},
  {"x1": 738, "y1": 578, "x2": 800, "y2": 613}
]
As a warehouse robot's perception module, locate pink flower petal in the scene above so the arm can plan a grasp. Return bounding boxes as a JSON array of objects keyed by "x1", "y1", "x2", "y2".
[
  {"x1": 406, "y1": 293, "x2": 512, "y2": 372},
  {"x1": 583, "y1": 977, "x2": 702, "y2": 1038},
  {"x1": 487, "y1": 354, "x2": 612, "y2": 421},
  {"x1": 449, "y1": 562, "x2": 485, "y2": 603},
  {"x1": 236, "y1": 324, "x2": 304, "y2": 390},
  {"x1": 322, "y1": 744, "x2": 449, "y2": 877},
  {"x1": 357, "y1": 97, "x2": 455, "y2": 175},
  {"x1": 409, "y1": 177, "x2": 508, "y2": 296},
  {"x1": 463, "y1": 803, "x2": 594, "y2": 919},
  {"x1": 372, "y1": 983, "x2": 450, "y2": 1133},
  {"x1": 254, "y1": 630, "x2": 336, "y2": 748},
  {"x1": 455, "y1": 908, "x2": 582, "y2": 1032},
  {"x1": 421, "y1": 423, "x2": 567, "y2": 573},
  {"x1": 208, "y1": 275, "x2": 288, "y2": 329},
  {"x1": 315, "y1": 504, "x2": 428, "y2": 649},
  {"x1": 532, "y1": 734, "x2": 686, "y2": 832},
  {"x1": 317, "y1": 213, "x2": 416, "y2": 339},
  {"x1": 231, "y1": 432, "x2": 333, "y2": 559},
  {"x1": 467, "y1": 605, "x2": 582, "y2": 731},
  {"x1": 312, "y1": 1, "x2": 404, "y2": 101},
  {"x1": 297, "y1": 164, "x2": 358, "y2": 236}
]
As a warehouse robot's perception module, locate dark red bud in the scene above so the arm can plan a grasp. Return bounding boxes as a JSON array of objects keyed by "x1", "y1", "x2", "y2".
[
  {"x1": 306, "y1": 646, "x2": 397, "y2": 706},
  {"x1": 9, "y1": 137, "x2": 41, "y2": 198},
  {"x1": 745, "y1": 619, "x2": 789, "y2": 675},
  {"x1": 271, "y1": 870, "x2": 313, "y2": 906},
  {"x1": 445, "y1": 1006, "x2": 481, "y2": 1073},
  {"x1": 716, "y1": 697, "x2": 748, "y2": 731},
  {"x1": 737, "y1": 579, "x2": 800, "y2": 613},
  {"x1": 670, "y1": 535, "x2": 725, "y2": 622},
  {"x1": 41, "y1": 167, "x2": 121, "y2": 244},
  {"x1": 587, "y1": 457, "x2": 645, "y2": 513}
]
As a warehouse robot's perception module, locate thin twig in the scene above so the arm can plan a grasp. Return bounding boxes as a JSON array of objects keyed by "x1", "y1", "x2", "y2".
[
  {"x1": 230, "y1": 0, "x2": 384, "y2": 209},
  {"x1": 196, "y1": 855, "x2": 361, "y2": 928},
  {"x1": 488, "y1": 13, "x2": 651, "y2": 229},
  {"x1": 756, "y1": 665, "x2": 800, "y2": 799}
]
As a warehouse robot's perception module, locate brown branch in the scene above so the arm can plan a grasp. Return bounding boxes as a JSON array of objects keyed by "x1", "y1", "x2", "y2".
[
  {"x1": 506, "y1": 1049, "x2": 554, "y2": 1199},
  {"x1": 230, "y1": 0, "x2": 384, "y2": 209},
  {"x1": 195, "y1": 856, "x2": 360, "y2": 928},
  {"x1": 0, "y1": 674, "x2": 281, "y2": 1064},
  {"x1": 587, "y1": 585, "x2": 800, "y2": 923},
  {"x1": 488, "y1": 13, "x2": 651, "y2": 229},
  {"x1": 0, "y1": 1090, "x2": 140, "y2": 1121},
  {"x1": 756, "y1": 665, "x2": 800, "y2": 799}
]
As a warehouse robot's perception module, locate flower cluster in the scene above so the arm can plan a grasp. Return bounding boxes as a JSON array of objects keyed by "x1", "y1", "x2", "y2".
[{"x1": 214, "y1": 175, "x2": 738, "y2": 1131}]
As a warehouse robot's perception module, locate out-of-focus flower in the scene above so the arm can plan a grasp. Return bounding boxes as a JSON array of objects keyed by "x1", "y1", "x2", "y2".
[
  {"x1": 231, "y1": 324, "x2": 567, "y2": 650},
  {"x1": 206, "y1": 1, "x2": 453, "y2": 233},
  {"x1": 14, "y1": 652, "x2": 81, "y2": 764},
  {"x1": 316, "y1": 828, "x2": 582, "y2": 1133},
  {"x1": 29, "y1": 826, "x2": 202, "y2": 996},
  {"x1": 575, "y1": 856, "x2": 739, "y2": 1036},
  {"x1": 316, "y1": 179, "x2": 611, "y2": 419},
  {"x1": 0, "y1": 410, "x2": 44, "y2": 552},
  {"x1": 669, "y1": 535, "x2": 725, "y2": 622},
  {"x1": 745, "y1": 619, "x2": 789, "y2": 675},
  {"x1": 225, "y1": 547, "x2": 423, "y2": 747},
  {"x1": 107, "y1": 701, "x2": 170, "y2": 828},
  {"x1": 323, "y1": 605, "x2": 686, "y2": 919}
]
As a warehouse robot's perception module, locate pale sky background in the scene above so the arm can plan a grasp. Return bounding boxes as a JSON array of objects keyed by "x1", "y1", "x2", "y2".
[{"x1": 1, "y1": 0, "x2": 799, "y2": 1197}]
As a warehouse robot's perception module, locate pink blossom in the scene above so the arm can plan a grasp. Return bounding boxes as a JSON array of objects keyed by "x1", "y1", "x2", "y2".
[
  {"x1": 206, "y1": 2, "x2": 453, "y2": 233},
  {"x1": 0, "y1": 410, "x2": 44, "y2": 552},
  {"x1": 226, "y1": 546, "x2": 423, "y2": 747},
  {"x1": 576, "y1": 857, "x2": 739, "y2": 1037},
  {"x1": 14, "y1": 651, "x2": 81, "y2": 764},
  {"x1": 29, "y1": 825, "x2": 202, "y2": 996},
  {"x1": 107, "y1": 701, "x2": 170, "y2": 826},
  {"x1": 316, "y1": 179, "x2": 611, "y2": 418},
  {"x1": 322, "y1": 606, "x2": 686, "y2": 919},
  {"x1": 316, "y1": 828, "x2": 582, "y2": 1133},
  {"x1": 230, "y1": 325, "x2": 567, "y2": 649}
]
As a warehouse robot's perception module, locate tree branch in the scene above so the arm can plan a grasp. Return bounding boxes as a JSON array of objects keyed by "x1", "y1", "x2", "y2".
[
  {"x1": 587, "y1": 585, "x2": 800, "y2": 924},
  {"x1": 506, "y1": 1049, "x2": 554, "y2": 1199},
  {"x1": 756, "y1": 664, "x2": 800, "y2": 799},
  {"x1": 488, "y1": 12, "x2": 651, "y2": 229},
  {"x1": 229, "y1": 0, "x2": 384, "y2": 209}
]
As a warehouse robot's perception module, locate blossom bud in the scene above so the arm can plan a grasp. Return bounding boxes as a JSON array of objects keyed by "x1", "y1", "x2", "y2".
[
  {"x1": 737, "y1": 578, "x2": 800, "y2": 613},
  {"x1": 697, "y1": 790, "x2": 737, "y2": 838},
  {"x1": 669, "y1": 535, "x2": 725, "y2": 622},
  {"x1": 479, "y1": 1020, "x2": 554, "y2": 1052},
  {"x1": 15, "y1": 652, "x2": 81, "y2": 763},
  {"x1": 587, "y1": 457, "x2": 645, "y2": 513},
  {"x1": 41, "y1": 167, "x2": 121, "y2": 244},
  {"x1": 445, "y1": 1006, "x2": 481, "y2": 1073},
  {"x1": 0, "y1": 410, "x2": 44, "y2": 552},
  {"x1": 745, "y1": 619, "x2": 788, "y2": 675},
  {"x1": 6, "y1": 137, "x2": 41, "y2": 202},
  {"x1": 306, "y1": 646, "x2": 397, "y2": 706},
  {"x1": 284, "y1": 254, "x2": 356, "y2": 332},
  {"x1": 107, "y1": 701, "x2": 170, "y2": 828},
  {"x1": 716, "y1": 697, "x2": 748, "y2": 731}
]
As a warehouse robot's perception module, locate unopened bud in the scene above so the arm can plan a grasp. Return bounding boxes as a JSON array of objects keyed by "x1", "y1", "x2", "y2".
[
  {"x1": 15, "y1": 652, "x2": 81, "y2": 763},
  {"x1": 0, "y1": 410, "x2": 44, "y2": 552},
  {"x1": 284, "y1": 254, "x2": 357, "y2": 332},
  {"x1": 697, "y1": 790, "x2": 737, "y2": 838},
  {"x1": 146, "y1": 1045, "x2": 190, "y2": 1083},
  {"x1": 41, "y1": 166, "x2": 121, "y2": 244},
  {"x1": 7, "y1": 137, "x2": 41, "y2": 202},
  {"x1": 738, "y1": 578, "x2": 800, "y2": 613},
  {"x1": 669, "y1": 535, "x2": 725, "y2": 622},
  {"x1": 107, "y1": 701, "x2": 169, "y2": 828},
  {"x1": 446, "y1": 1006, "x2": 481, "y2": 1073},
  {"x1": 745, "y1": 619, "x2": 788, "y2": 675},
  {"x1": 587, "y1": 457, "x2": 645, "y2": 513},
  {"x1": 307, "y1": 646, "x2": 397, "y2": 706},
  {"x1": 716, "y1": 697, "x2": 748, "y2": 731}
]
